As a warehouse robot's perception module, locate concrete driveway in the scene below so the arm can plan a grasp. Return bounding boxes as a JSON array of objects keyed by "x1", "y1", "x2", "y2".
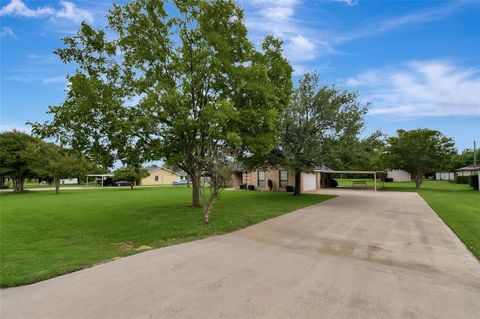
[{"x1": 2, "y1": 190, "x2": 479, "y2": 318}]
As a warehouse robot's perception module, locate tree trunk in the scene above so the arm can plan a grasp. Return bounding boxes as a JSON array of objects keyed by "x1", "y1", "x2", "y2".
[
  {"x1": 203, "y1": 195, "x2": 217, "y2": 224},
  {"x1": 13, "y1": 178, "x2": 18, "y2": 192},
  {"x1": 54, "y1": 177, "x2": 60, "y2": 194},
  {"x1": 191, "y1": 174, "x2": 201, "y2": 208},
  {"x1": 13, "y1": 177, "x2": 25, "y2": 192},
  {"x1": 186, "y1": 175, "x2": 191, "y2": 188},
  {"x1": 294, "y1": 171, "x2": 301, "y2": 196},
  {"x1": 414, "y1": 175, "x2": 422, "y2": 189}
]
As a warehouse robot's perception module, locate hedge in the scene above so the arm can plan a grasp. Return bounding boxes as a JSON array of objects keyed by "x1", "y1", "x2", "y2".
[
  {"x1": 454, "y1": 176, "x2": 470, "y2": 184},
  {"x1": 469, "y1": 175, "x2": 479, "y2": 190}
]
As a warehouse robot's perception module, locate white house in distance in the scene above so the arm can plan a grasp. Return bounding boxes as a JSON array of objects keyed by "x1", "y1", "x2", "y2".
[
  {"x1": 435, "y1": 172, "x2": 454, "y2": 181},
  {"x1": 60, "y1": 178, "x2": 78, "y2": 184},
  {"x1": 386, "y1": 169, "x2": 411, "y2": 182}
]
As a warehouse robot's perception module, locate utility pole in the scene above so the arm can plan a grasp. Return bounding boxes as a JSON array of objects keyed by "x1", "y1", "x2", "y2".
[
  {"x1": 474, "y1": 140, "x2": 477, "y2": 170},
  {"x1": 474, "y1": 141, "x2": 479, "y2": 192}
]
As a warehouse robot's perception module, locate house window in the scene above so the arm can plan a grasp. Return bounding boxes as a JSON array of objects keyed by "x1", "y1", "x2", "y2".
[
  {"x1": 155, "y1": 176, "x2": 159, "y2": 182},
  {"x1": 279, "y1": 170, "x2": 288, "y2": 188},
  {"x1": 258, "y1": 171, "x2": 266, "y2": 188}
]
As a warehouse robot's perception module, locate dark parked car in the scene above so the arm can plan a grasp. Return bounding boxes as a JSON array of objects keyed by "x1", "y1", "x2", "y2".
[{"x1": 115, "y1": 180, "x2": 132, "y2": 187}]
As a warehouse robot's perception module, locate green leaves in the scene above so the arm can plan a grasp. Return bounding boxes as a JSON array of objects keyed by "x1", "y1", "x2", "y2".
[
  {"x1": 384, "y1": 129, "x2": 456, "y2": 187},
  {"x1": 279, "y1": 72, "x2": 367, "y2": 175}
]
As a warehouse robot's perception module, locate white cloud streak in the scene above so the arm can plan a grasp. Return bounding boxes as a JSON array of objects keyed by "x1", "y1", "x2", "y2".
[
  {"x1": 42, "y1": 76, "x2": 66, "y2": 85},
  {"x1": 55, "y1": 1, "x2": 93, "y2": 24},
  {"x1": 0, "y1": 0, "x2": 53, "y2": 17},
  {"x1": 332, "y1": 1, "x2": 464, "y2": 44},
  {"x1": 0, "y1": 0, "x2": 93, "y2": 24},
  {"x1": 245, "y1": 0, "x2": 322, "y2": 63},
  {"x1": 343, "y1": 60, "x2": 480, "y2": 117},
  {"x1": 0, "y1": 26, "x2": 17, "y2": 38}
]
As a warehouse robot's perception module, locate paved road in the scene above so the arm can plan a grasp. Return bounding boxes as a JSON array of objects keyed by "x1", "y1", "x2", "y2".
[{"x1": 2, "y1": 190, "x2": 479, "y2": 319}]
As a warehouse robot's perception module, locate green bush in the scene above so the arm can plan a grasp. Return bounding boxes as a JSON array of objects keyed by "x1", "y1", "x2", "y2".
[
  {"x1": 285, "y1": 185, "x2": 295, "y2": 192},
  {"x1": 454, "y1": 176, "x2": 470, "y2": 184},
  {"x1": 469, "y1": 175, "x2": 479, "y2": 190},
  {"x1": 329, "y1": 179, "x2": 339, "y2": 188},
  {"x1": 267, "y1": 179, "x2": 273, "y2": 191}
]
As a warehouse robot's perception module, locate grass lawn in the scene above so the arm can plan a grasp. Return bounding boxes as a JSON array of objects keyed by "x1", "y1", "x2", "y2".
[
  {"x1": 383, "y1": 180, "x2": 480, "y2": 259},
  {"x1": 0, "y1": 187, "x2": 333, "y2": 287},
  {"x1": 2, "y1": 182, "x2": 101, "y2": 189}
]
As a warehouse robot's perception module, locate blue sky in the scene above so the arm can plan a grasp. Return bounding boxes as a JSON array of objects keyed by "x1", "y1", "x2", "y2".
[{"x1": 1, "y1": 0, "x2": 479, "y2": 150}]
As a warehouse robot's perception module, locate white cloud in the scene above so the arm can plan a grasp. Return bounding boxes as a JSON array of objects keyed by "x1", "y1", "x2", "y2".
[
  {"x1": 0, "y1": 0, "x2": 93, "y2": 24},
  {"x1": 0, "y1": 0, "x2": 53, "y2": 17},
  {"x1": 343, "y1": 60, "x2": 480, "y2": 117},
  {"x1": 42, "y1": 76, "x2": 66, "y2": 84},
  {"x1": 0, "y1": 26, "x2": 17, "y2": 38},
  {"x1": 250, "y1": 0, "x2": 298, "y2": 6},
  {"x1": 325, "y1": 0, "x2": 357, "y2": 5},
  {"x1": 334, "y1": 2, "x2": 461, "y2": 44},
  {"x1": 245, "y1": 0, "x2": 325, "y2": 63},
  {"x1": 0, "y1": 121, "x2": 31, "y2": 133},
  {"x1": 286, "y1": 35, "x2": 316, "y2": 61},
  {"x1": 260, "y1": 6, "x2": 294, "y2": 21},
  {"x1": 55, "y1": 1, "x2": 93, "y2": 24}
]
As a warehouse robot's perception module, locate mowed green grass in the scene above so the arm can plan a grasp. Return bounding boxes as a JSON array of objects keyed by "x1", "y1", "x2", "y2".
[
  {"x1": 0, "y1": 187, "x2": 333, "y2": 287},
  {"x1": 384, "y1": 180, "x2": 479, "y2": 259},
  {"x1": 338, "y1": 178, "x2": 479, "y2": 258}
]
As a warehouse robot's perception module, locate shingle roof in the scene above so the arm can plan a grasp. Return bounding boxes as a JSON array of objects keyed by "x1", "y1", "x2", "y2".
[
  {"x1": 456, "y1": 164, "x2": 480, "y2": 171},
  {"x1": 144, "y1": 166, "x2": 179, "y2": 175}
]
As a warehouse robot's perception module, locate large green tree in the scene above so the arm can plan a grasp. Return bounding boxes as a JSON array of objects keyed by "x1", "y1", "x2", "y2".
[
  {"x1": 327, "y1": 130, "x2": 386, "y2": 171},
  {"x1": 384, "y1": 129, "x2": 456, "y2": 188},
  {"x1": 31, "y1": 0, "x2": 291, "y2": 208},
  {"x1": 277, "y1": 72, "x2": 367, "y2": 195},
  {"x1": 27, "y1": 141, "x2": 94, "y2": 194},
  {"x1": 0, "y1": 131, "x2": 39, "y2": 192}
]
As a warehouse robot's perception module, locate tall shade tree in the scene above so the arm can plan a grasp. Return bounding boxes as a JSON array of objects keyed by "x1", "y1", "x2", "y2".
[
  {"x1": 278, "y1": 72, "x2": 367, "y2": 196},
  {"x1": 27, "y1": 141, "x2": 94, "y2": 194},
  {"x1": 452, "y1": 148, "x2": 480, "y2": 171},
  {"x1": 327, "y1": 130, "x2": 386, "y2": 171},
  {"x1": 30, "y1": 0, "x2": 292, "y2": 208},
  {"x1": 0, "y1": 131, "x2": 39, "y2": 192},
  {"x1": 384, "y1": 129, "x2": 456, "y2": 189},
  {"x1": 113, "y1": 166, "x2": 149, "y2": 190}
]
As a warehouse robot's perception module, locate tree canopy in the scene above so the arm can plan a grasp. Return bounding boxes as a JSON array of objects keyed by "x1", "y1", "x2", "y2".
[
  {"x1": 27, "y1": 141, "x2": 94, "y2": 193},
  {"x1": 384, "y1": 129, "x2": 456, "y2": 188},
  {"x1": 275, "y1": 72, "x2": 367, "y2": 195},
  {"x1": 0, "y1": 131, "x2": 94, "y2": 192},
  {"x1": 30, "y1": 0, "x2": 292, "y2": 208},
  {"x1": 113, "y1": 166, "x2": 149, "y2": 190},
  {"x1": 0, "y1": 131, "x2": 39, "y2": 192}
]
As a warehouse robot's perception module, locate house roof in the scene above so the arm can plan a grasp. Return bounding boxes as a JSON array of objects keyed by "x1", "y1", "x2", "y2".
[
  {"x1": 456, "y1": 164, "x2": 480, "y2": 171},
  {"x1": 145, "y1": 166, "x2": 179, "y2": 175},
  {"x1": 177, "y1": 170, "x2": 188, "y2": 177}
]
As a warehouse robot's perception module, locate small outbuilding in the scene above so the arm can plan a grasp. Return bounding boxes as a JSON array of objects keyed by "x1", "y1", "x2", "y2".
[{"x1": 456, "y1": 164, "x2": 479, "y2": 177}]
